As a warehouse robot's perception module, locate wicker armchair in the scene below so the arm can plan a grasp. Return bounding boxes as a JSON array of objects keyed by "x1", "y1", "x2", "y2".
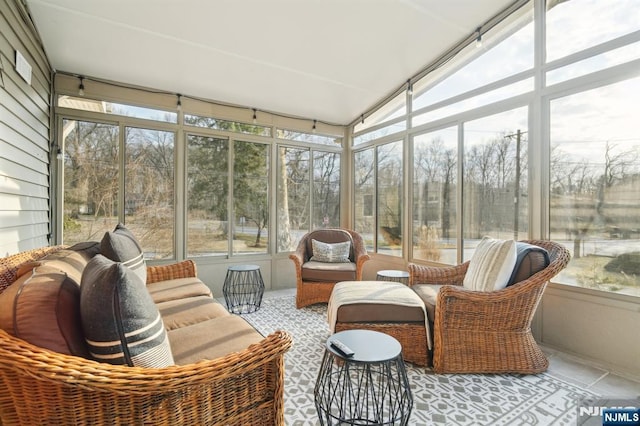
[
  {"x1": 408, "y1": 240, "x2": 571, "y2": 374},
  {"x1": 289, "y1": 228, "x2": 370, "y2": 308}
]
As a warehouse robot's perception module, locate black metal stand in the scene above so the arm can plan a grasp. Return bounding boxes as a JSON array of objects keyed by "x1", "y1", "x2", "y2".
[
  {"x1": 222, "y1": 264, "x2": 265, "y2": 314},
  {"x1": 314, "y1": 330, "x2": 413, "y2": 425}
]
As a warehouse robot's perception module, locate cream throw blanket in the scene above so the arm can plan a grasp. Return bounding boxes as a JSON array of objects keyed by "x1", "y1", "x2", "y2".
[{"x1": 327, "y1": 281, "x2": 432, "y2": 349}]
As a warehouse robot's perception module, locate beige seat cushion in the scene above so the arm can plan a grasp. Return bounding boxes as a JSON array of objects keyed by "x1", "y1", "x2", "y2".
[
  {"x1": 302, "y1": 261, "x2": 357, "y2": 282},
  {"x1": 147, "y1": 277, "x2": 212, "y2": 303},
  {"x1": 157, "y1": 296, "x2": 229, "y2": 331},
  {"x1": 411, "y1": 284, "x2": 444, "y2": 325},
  {"x1": 168, "y1": 316, "x2": 263, "y2": 365}
]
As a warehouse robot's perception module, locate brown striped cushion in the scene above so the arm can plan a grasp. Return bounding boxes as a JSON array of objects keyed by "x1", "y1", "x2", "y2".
[
  {"x1": 463, "y1": 237, "x2": 517, "y2": 291},
  {"x1": 0, "y1": 265, "x2": 88, "y2": 357}
]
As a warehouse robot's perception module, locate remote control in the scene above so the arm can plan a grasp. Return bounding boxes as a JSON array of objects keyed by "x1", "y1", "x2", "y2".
[{"x1": 330, "y1": 339, "x2": 355, "y2": 357}]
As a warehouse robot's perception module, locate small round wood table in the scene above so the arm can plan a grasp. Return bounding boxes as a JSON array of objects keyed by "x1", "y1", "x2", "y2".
[{"x1": 314, "y1": 330, "x2": 413, "y2": 425}]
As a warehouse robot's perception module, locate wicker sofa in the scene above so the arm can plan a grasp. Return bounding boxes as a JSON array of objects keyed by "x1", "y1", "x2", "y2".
[{"x1": 0, "y1": 243, "x2": 292, "y2": 425}]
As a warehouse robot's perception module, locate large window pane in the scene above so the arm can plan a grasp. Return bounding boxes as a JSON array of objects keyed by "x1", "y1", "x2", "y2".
[
  {"x1": 547, "y1": 41, "x2": 640, "y2": 85},
  {"x1": 546, "y1": 0, "x2": 640, "y2": 63},
  {"x1": 413, "y1": 12, "x2": 533, "y2": 111},
  {"x1": 187, "y1": 135, "x2": 228, "y2": 257},
  {"x1": 550, "y1": 77, "x2": 640, "y2": 296},
  {"x1": 312, "y1": 151, "x2": 341, "y2": 229},
  {"x1": 413, "y1": 127, "x2": 458, "y2": 264},
  {"x1": 124, "y1": 128, "x2": 175, "y2": 259},
  {"x1": 277, "y1": 129, "x2": 341, "y2": 146},
  {"x1": 185, "y1": 114, "x2": 272, "y2": 137},
  {"x1": 463, "y1": 108, "x2": 528, "y2": 260},
  {"x1": 412, "y1": 79, "x2": 533, "y2": 128},
  {"x1": 233, "y1": 141, "x2": 269, "y2": 254},
  {"x1": 277, "y1": 147, "x2": 310, "y2": 252},
  {"x1": 354, "y1": 149, "x2": 375, "y2": 252},
  {"x1": 353, "y1": 121, "x2": 407, "y2": 146},
  {"x1": 377, "y1": 142, "x2": 403, "y2": 256},
  {"x1": 58, "y1": 96, "x2": 177, "y2": 123},
  {"x1": 354, "y1": 92, "x2": 406, "y2": 134},
  {"x1": 62, "y1": 120, "x2": 119, "y2": 243}
]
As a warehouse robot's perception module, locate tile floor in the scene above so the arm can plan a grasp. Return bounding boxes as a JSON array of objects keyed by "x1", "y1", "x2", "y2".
[
  {"x1": 254, "y1": 288, "x2": 640, "y2": 398},
  {"x1": 542, "y1": 345, "x2": 640, "y2": 397}
]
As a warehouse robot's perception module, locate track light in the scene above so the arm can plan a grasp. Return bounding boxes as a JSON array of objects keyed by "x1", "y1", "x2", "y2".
[
  {"x1": 252, "y1": 108, "x2": 257, "y2": 124},
  {"x1": 78, "y1": 77, "x2": 85, "y2": 96},
  {"x1": 475, "y1": 27, "x2": 483, "y2": 48},
  {"x1": 177, "y1": 94, "x2": 182, "y2": 111},
  {"x1": 407, "y1": 79, "x2": 413, "y2": 96},
  {"x1": 312, "y1": 120, "x2": 317, "y2": 133}
]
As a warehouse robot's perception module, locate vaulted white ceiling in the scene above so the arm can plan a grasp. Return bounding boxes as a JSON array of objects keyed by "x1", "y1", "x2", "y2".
[{"x1": 27, "y1": 0, "x2": 516, "y2": 125}]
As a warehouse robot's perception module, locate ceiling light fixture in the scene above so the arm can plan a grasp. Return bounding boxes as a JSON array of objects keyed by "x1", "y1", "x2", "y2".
[
  {"x1": 475, "y1": 27, "x2": 483, "y2": 48},
  {"x1": 252, "y1": 108, "x2": 257, "y2": 124},
  {"x1": 78, "y1": 76, "x2": 85, "y2": 96},
  {"x1": 361, "y1": 114, "x2": 365, "y2": 125},
  {"x1": 177, "y1": 94, "x2": 182, "y2": 111}
]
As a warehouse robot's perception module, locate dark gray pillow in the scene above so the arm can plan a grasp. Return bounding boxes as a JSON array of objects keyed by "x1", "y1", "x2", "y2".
[
  {"x1": 506, "y1": 242, "x2": 550, "y2": 286},
  {"x1": 100, "y1": 223, "x2": 146, "y2": 284},
  {"x1": 80, "y1": 254, "x2": 174, "y2": 367}
]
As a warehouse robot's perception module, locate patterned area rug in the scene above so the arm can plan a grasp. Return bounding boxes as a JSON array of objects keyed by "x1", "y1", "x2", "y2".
[{"x1": 243, "y1": 296, "x2": 596, "y2": 425}]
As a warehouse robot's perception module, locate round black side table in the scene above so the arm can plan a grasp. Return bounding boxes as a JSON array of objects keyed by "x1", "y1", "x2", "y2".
[
  {"x1": 314, "y1": 330, "x2": 413, "y2": 425},
  {"x1": 376, "y1": 270, "x2": 410, "y2": 285},
  {"x1": 222, "y1": 264, "x2": 265, "y2": 314}
]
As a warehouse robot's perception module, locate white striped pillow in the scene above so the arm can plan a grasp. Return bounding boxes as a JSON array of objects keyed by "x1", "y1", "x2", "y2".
[
  {"x1": 463, "y1": 237, "x2": 517, "y2": 292},
  {"x1": 80, "y1": 255, "x2": 174, "y2": 367},
  {"x1": 101, "y1": 223, "x2": 147, "y2": 284}
]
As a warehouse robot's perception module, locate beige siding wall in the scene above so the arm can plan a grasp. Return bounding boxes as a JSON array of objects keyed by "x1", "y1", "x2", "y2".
[{"x1": 0, "y1": 0, "x2": 51, "y2": 255}]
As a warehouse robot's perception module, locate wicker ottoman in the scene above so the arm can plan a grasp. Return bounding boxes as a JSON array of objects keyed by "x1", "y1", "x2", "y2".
[{"x1": 328, "y1": 281, "x2": 431, "y2": 367}]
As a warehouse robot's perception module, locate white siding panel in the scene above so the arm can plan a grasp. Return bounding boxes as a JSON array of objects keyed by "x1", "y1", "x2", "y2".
[
  {"x1": 0, "y1": 0, "x2": 51, "y2": 254},
  {"x1": 0, "y1": 125, "x2": 48, "y2": 171},
  {"x1": 0, "y1": 209, "x2": 48, "y2": 228},
  {"x1": 0, "y1": 157, "x2": 48, "y2": 187},
  {"x1": 0, "y1": 173, "x2": 48, "y2": 198},
  {"x1": 0, "y1": 192, "x2": 48, "y2": 211},
  {"x1": 0, "y1": 103, "x2": 49, "y2": 151}
]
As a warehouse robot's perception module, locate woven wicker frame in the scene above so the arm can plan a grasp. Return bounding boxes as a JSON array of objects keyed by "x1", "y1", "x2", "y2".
[
  {"x1": 335, "y1": 322, "x2": 430, "y2": 367},
  {"x1": 289, "y1": 229, "x2": 370, "y2": 309},
  {"x1": 408, "y1": 240, "x2": 571, "y2": 374},
  {"x1": 0, "y1": 329, "x2": 292, "y2": 425},
  {"x1": 0, "y1": 245, "x2": 67, "y2": 293},
  {"x1": 0, "y1": 248, "x2": 293, "y2": 425}
]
